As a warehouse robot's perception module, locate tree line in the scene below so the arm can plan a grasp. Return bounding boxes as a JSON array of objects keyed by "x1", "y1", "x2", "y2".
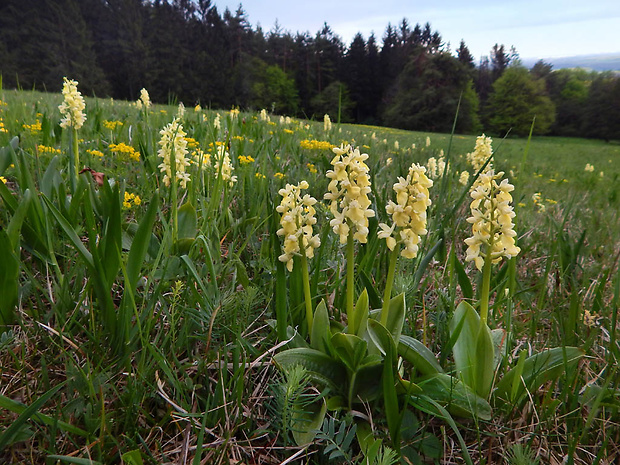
[{"x1": 1, "y1": 0, "x2": 619, "y2": 140}]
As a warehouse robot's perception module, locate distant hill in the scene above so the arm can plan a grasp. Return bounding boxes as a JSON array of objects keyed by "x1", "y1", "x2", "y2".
[{"x1": 522, "y1": 53, "x2": 620, "y2": 72}]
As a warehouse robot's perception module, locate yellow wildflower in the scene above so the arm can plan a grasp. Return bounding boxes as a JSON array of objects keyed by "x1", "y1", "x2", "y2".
[
  {"x1": 378, "y1": 163, "x2": 433, "y2": 258},
  {"x1": 466, "y1": 134, "x2": 493, "y2": 172},
  {"x1": 259, "y1": 109, "x2": 270, "y2": 121},
  {"x1": 458, "y1": 170, "x2": 470, "y2": 186},
  {"x1": 276, "y1": 180, "x2": 321, "y2": 272},
  {"x1": 324, "y1": 144, "x2": 375, "y2": 244},
  {"x1": 394, "y1": 140, "x2": 399, "y2": 151},
  {"x1": 123, "y1": 192, "x2": 142, "y2": 208},
  {"x1": 274, "y1": 172, "x2": 286, "y2": 179},
  {"x1": 195, "y1": 104, "x2": 202, "y2": 112},
  {"x1": 1, "y1": 176, "x2": 7, "y2": 184},
  {"x1": 306, "y1": 163, "x2": 318, "y2": 174},
  {"x1": 255, "y1": 173, "x2": 266, "y2": 179},
  {"x1": 324, "y1": 114, "x2": 332, "y2": 132},
  {"x1": 37, "y1": 145, "x2": 61, "y2": 155},
  {"x1": 157, "y1": 118, "x2": 191, "y2": 188},
  {"x1": 238, "y1": 155, "x2": 255, "y2": 165},
  {"x1": 136, "y1": 88, "x2": 151, "y2": 109},
  {"x1": 23, "y1": 120, "x2": 42, "y2": 134},
  {"x1": 300, "y1": 139, "x2": 335, "y2": 150},
  {"x1": 283, "y1": 129, "x2": 294, "y2": 135},
  {"x1": 87, "y1": 149, "x2": 104, "y2": 158},
  {"x1": 58, "y1": 77, "x2": 86, "y2": 129},
  {"x1": 465, "y1": 170, "x2": 520, "y2": 271},
  {"x1": 109, "y1": 142, "x2": 140, "y2": 162},
  {"x1": 229, "y1": 107, "x2": 240, "y2": 119},
  {"x1": 584, "y1": 163, "x2": 594, "y2": 172},
  {"x1": 103, "y1": 120, "x2": 123, "y2": 130},
  {"x1": 213, "y1": 145, "x2": 237, "y2": 186},
  {"x1": 426, "y1": 156, "x2": 446, "y2": 179}
]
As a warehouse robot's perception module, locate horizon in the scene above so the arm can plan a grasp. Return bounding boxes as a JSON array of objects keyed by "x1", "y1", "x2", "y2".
[{"x1": 215, "y1": 0, "x2": 620, "y2": 62}]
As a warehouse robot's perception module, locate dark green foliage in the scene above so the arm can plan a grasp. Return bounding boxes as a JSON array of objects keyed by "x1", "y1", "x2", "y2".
[{"x1": 382, "y1": 51, "x2": 481, "y2": 133}]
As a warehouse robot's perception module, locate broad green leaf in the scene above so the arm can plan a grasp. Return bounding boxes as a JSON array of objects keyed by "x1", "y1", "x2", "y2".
[
  {"x1": 353, "y1": 288, "x2": 369, "y2": 337},
  {"x1": 6, "y1": 189, "x2": 32, "y2": 249},
  {"x1": 121, "y1": 450, "x2": 144, "y2": 465},
  {"x1": 0, "y1": 136, "x2": 18, "y2": 174},
  {"x1": 452, "y1": 249, "x2": 473, "y2": 299},
  {"x1": 449, "y1": 301, "x2": 495, "y2": 398},
  {"x1": 331, "y1": 332, "x2": 368, "y2": 373},
  {"x1": 365, "y1": 318, "x2": 396, "y2": 357},
  {"x1": 416, "y1": 373, "x2": 492, "y2": 420},
  {"x1": 383, "y1": 293, "x2": 405, "y2": 343},
  {"x1": 398, "y1": 335, "x2": 444, "y2": 375},
  {"x1": 491, "y1": 328, "x2": 507, "y2": 370},
  {"x1": 0, "y1": 231, "x2": 19, "y2": 327},
  {"x1": 382, "y1": 319, "x2": 401, "y2": 450},
  {"x1": 274, "y1": 348, "x2": 347, "y2": 392},
  {"x1": 494, "y1": 346, "x2": 584, "y2": 407},
  {"x1": 42, "y1": 194, "x2": 93, "y2": 268},
  {"x1": 311, "y1": 300, "x2": 330, "y2": 352},
  {"x1": 291, "y1": 397, "x2": 327, "y2": 446},
  {"x1": 176, "y1": 201, "x2": 197, "y2": 253},
  {"x1": 126, "y1": 192, "x2": 159, "y2": 290},
  {"x1": 359, "y1": 269, "x2": 382, "y2": 310}
]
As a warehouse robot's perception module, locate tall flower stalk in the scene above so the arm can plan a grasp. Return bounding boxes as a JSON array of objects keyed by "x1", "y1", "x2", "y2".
[
  {"x1": 465, "y1": 169, "x2": 520, "y2": 324},
  {"x1": 157, "y1": 118, "x2": 190, "y2": 247},
  {"x1": 58, "y1": 77, "x2": 86, "y2": 186},
  {"x1": 324, "y1": 144, "x2": 374, "y2": 333},
  {"x1": 378, "y1": 163, "x2": 433, "y2": 325},
  {"x1": 276, "y1": 181, "x2": 321, "y2": 331}
]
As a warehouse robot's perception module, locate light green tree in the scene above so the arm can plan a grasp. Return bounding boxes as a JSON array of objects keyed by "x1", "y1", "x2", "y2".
[{"x1": 488, "y1": 66, "x2": 555, "y2": 136}]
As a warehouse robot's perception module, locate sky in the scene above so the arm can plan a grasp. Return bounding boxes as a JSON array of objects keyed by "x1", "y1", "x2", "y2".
[{"x1": 214, "y1": 0, "x2": 620, "y2": 61}]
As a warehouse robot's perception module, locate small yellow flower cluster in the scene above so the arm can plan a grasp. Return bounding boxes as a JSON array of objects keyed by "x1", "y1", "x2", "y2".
[
  {"x1": 255, "y1": 173, "x2": 266, "y2": 179},
  {"x1": 426, "y1": 155, "x2": 446, "y2": 179},
  {"x1": 378, "y1": 163, "x2": 433, "y2": 259},
  {"x1": 276, "y1": 180, "x2": 321, "y2": 272},
  {"x1": 238, "y1": 155, "x2": 255, "y2": 165},
  {"x1": 157, "y1": 118, "x2": 191, "y2": 188},
  {"x1": 466, "y1": 134, "x2": 493, "y2": 172},
  {"x1": 87, "y1": 149, "x2": 104, "y2": 158},
  {"x1": 324, "y1": 144, "x2": 375, "y2": 244},
  {"x1": 109, "y1": 142, "x2": 140, "y2": 162},
  {"x1": 59, "y1": 78, "x2": 86, "y2": 130},
  {"x1": 213, "y1": 145, "x2": 237, "y2": 186},
  {"x1": 136, "y1": 88, "x2": 151, "y2": 109},
  {"x1": 584, "y1": 163, "x2": 594, "y2": 172},
  {"x1": 229, "y1": 108, "x2": 240, "y2": 119},
  {"x1": 231, "y1": 135, "x2": 245, "y2": 142},
  {"x1": 102, "y1": 120, "x2": 123, "y2": 130},
  {"x1": 532, "y1": 192, "x2": 545, "y2": 212},
  {"x1": 184, "y1": 137, "x2": 199, "y2": 149},
  {"x1": 283, "y1": 129, "x2": 294, "y2": 135},
  {"x1": 306, "y1": 163, "x2": 317, "y2": 174},
  {"x1": 195, "y1": 104, "x2": 202, "y2": 112},
  {"x1": 23, "y1": 120, "x2": 42, "y2": 134},
  {"x1": 465, "y1": 170, "x2": 520, "y2": 271},
  {"x1": 324, "y1": 114, "x2": 332, "y2": 132},
  {"x1": 0, "y1": 117, "x2": 7, "y2": 133},
  {"x1": 191, "y1": 149, "x2": 210, "y2": 170},
  {"x1": 37, "y1": 145, "x2": 61, "y2": 155},
  {"x1": 1, "y1": 176, "x2": 7, "y2": 184},
  {"x1": 458, "y1": 170, "x2": 470, "y2": 186},
  {"x1": 300, "y1": 139, "x2": 335, "y2": 150},
  {"x1": 274, "y1": 172, "x2": 286, "y2": 179},
  {"x1": 123, "y1": 191, "x2": 142, "y2": 209}
]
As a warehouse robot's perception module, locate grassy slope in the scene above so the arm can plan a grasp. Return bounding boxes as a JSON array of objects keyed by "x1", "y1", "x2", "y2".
[{"x1": 0, "y1": 90, "x2": 619, "y2": 464}]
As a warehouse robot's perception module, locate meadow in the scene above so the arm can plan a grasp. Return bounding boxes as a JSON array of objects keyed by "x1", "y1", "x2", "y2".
[{"x1": 0, "y1": 85, "x2": 619, "y2": 465}]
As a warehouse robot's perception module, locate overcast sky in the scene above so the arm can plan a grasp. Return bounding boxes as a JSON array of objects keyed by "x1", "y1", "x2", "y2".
[{"x1": 214, "y1": 0, "x2": 620, "y2": 61}]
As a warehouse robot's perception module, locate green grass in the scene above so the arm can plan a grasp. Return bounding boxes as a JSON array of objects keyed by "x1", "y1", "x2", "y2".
[{"x1": 0, "y1": 88, "x2": 619, "y2": 464}]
